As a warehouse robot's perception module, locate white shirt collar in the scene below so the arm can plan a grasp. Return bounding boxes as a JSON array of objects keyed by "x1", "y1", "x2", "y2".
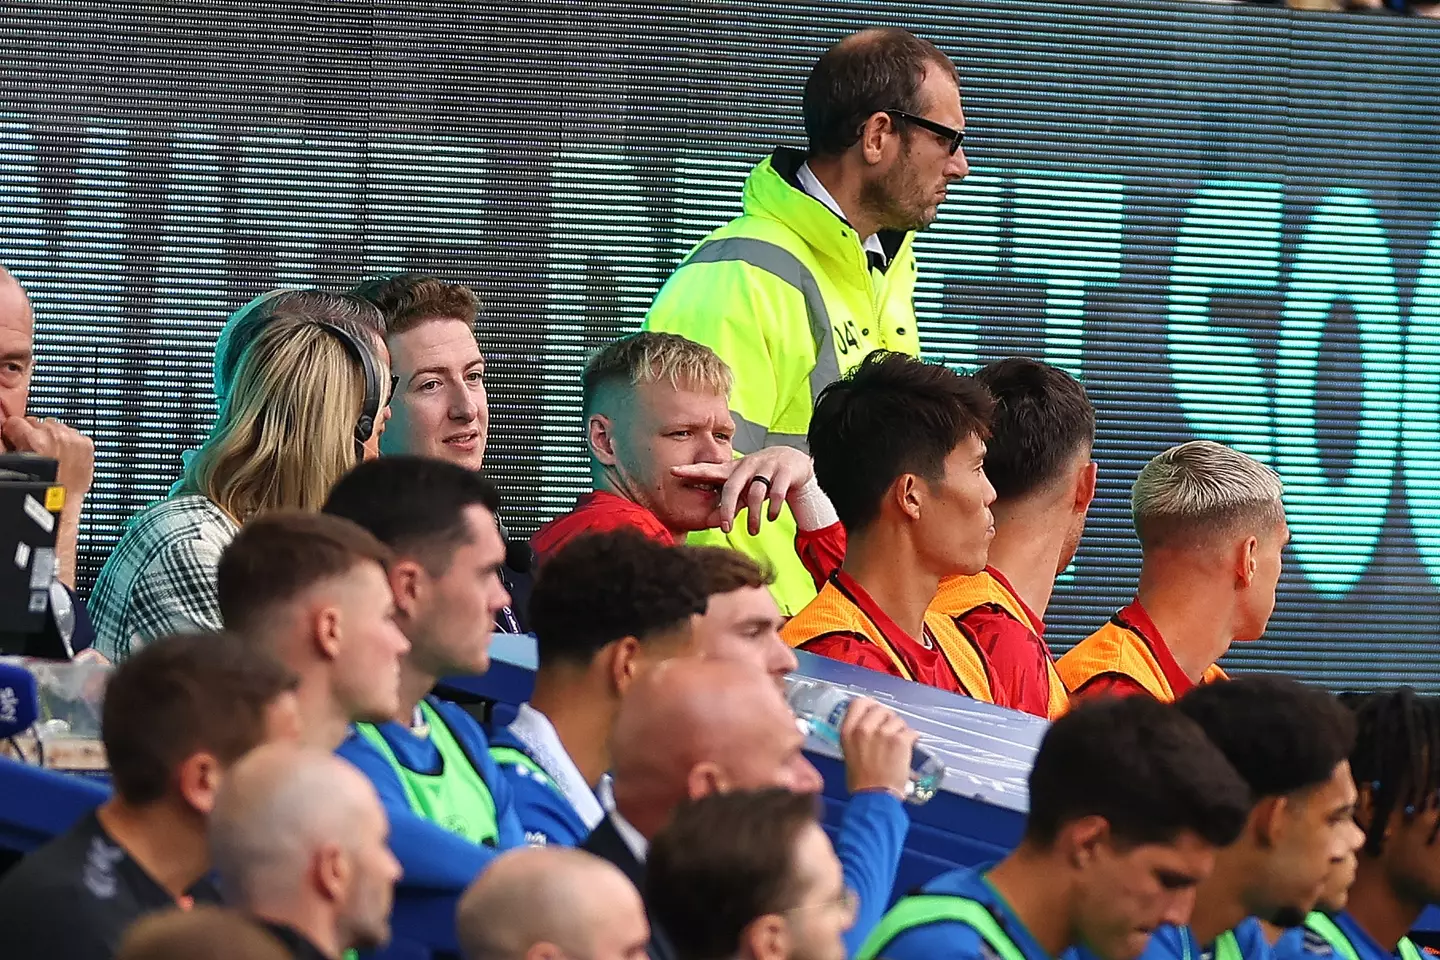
[
  {"x1": 610, "y1": 806, "x2": 650, "y2": 863},
  {"x1": 598, "y1": 771, "x2": 617, "y2": 813},
  {"x1": 796, "y1": 161, "x2": 886, "y2": 261},
  {"x1": 596, "y1": 776, "x2": 649, "y2": 862},
  {"x1": 508, "y1": 703, "x2": 606, "y2": 830}
]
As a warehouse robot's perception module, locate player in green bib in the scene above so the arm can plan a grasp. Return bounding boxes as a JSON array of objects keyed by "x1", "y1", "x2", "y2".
[
  {"x1": 327, "y1": 457, "x2": 527, "y2": 890},
  {"x1": 1275, "y1": 689, "x2": 1440, "y2": 960},
  {"x1": 860, "y1": 695, "x2": 1251, "y2": 960}
]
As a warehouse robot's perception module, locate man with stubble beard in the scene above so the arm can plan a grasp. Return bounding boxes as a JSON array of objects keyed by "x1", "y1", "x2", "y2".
[{"x1": 644, "y1": 28, "x2": 970, "y2": 613}]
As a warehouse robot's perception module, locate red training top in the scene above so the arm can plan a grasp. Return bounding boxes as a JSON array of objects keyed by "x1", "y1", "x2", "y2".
[
  {"x1": 798, "y1": 571, "x2": 967, "y2": 694},
  {"x1": 953, "y1": 567, "x2": 1054, "y2": 718},
  {"x1": 530, "y1": 491, "x2": 676, "y2": 562},
  {"x1": 530, "y1": 490, "x2": 845, "y2": 590}
]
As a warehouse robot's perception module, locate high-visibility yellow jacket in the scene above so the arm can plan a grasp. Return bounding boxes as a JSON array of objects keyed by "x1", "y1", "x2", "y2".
[{"x1": 645, "y1": 146, "x2": 920, "y2": 615}]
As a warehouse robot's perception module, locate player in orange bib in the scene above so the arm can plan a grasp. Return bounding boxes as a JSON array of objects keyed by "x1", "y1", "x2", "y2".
[
  {"x1": 929, "y1": 359, "x2": 1096, "y2": 721},
  {"x1": 1057, "y1": 440, "x2": 1289, "y2": 702},
  {"x1": 781, "y1": 350, "x2": 998, "y2": 701}
]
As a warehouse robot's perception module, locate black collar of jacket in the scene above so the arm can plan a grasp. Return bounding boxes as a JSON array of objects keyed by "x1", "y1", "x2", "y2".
[
  {"x1": 258, "y1": 921, "x2": 335, "y2": 960},
  {"x1": 769, "y1": 145, "x2": 908, "y2": 264}
]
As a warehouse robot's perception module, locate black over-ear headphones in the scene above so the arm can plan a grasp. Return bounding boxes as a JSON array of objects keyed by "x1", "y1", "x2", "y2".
[{"x1": 315, "y1": 320, "x2": 384, "y2": 462}]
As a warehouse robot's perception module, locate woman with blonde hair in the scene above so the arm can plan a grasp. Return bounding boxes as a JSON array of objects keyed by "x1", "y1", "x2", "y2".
[{"x1": 90, "y1": 293, "x2": 392, "y2": 661}]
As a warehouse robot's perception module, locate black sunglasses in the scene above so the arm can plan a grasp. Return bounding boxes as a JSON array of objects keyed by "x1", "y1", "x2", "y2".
[{"x1": 885, "y1": 110, "x2": 965, "y2": 155}]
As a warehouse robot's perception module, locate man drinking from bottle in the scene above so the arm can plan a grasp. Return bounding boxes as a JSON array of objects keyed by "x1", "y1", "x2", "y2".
[{"x1": 583, "y1": 657, "x2": 915, "y2": 959}]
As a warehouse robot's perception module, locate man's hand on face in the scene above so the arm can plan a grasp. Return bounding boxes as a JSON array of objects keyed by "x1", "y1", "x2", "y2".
[
  {"x1": 669, "y1": 445, "x2": 815, "y2": 536},
  {"x1": 1, "y1": 415, "x2": 95, "y2": 499}
]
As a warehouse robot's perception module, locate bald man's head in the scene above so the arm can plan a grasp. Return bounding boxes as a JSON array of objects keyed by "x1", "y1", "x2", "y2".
[
  {"x1": 609, "y1": 658, "x2": 822, "y2": 839},
  {"x1": 0, "y1": 265, "x2": 34, "y2": 421},
  {"x1": 457, "y1": 847, "x2": 649, "y2": 960},
  {"x1": 210, "y1": 744, "x2": 402, "y2": 954}
]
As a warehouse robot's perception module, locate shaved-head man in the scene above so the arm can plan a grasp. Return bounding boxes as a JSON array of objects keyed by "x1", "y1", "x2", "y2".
[
  {"x1": 457, "y1": 848, "x2": 650, "y2": 960},
  {"x1": 607, "y1": 659, "x2": 824, "y2": 834},
  {"x1": 585, "y1": 658, "x2": 913, "y2": 957},
  {"x1": 210, "y1": 745, "x2": 403, "y2": 960},
  {"x1": 0, "y1": 264, "x2": 97, "y2": 652}
]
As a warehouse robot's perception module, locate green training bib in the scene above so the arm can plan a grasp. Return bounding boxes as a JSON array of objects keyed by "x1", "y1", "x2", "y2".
[{"x1": 356, "y1": 701, "x2": 500, "y2": 846}]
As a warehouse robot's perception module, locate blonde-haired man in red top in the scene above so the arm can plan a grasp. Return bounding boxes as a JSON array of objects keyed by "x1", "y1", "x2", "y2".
[
  {"x1": 531, "y1": 332, "x2": 846, "y2": 610},
  {"x1": 1058, "y1": 440, "x2": 1288, "y2": 701}
]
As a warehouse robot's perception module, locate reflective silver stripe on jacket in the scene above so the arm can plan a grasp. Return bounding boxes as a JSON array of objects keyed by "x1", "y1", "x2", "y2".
[{"x1": 685, "y1": 237, "x2": 840, "y2": 453}]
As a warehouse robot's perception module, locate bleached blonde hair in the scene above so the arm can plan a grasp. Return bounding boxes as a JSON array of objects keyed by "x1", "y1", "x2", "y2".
[
  {"x1": 581, "y1": 332, "x2": 733, "y2": 417},
  {"x1": 1132, "y1": 440, "x2": 1285, "y2": 548},
  {"x1": 179, "y1": 311, "x2": 388, "y2": 522}
]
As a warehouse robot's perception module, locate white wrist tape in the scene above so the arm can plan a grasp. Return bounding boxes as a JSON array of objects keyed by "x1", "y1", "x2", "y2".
[{"x1": 789, "y1": 475, "x2": 840, "y2": 532}]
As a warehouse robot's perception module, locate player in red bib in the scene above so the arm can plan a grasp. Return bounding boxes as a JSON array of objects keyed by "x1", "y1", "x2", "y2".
[
  {"x1": 1058, "y1": 441, "x2": 1289, "y2": 701},
  {"x1": 929, "y1": 359, "x2": 1096, "y2": 720}
]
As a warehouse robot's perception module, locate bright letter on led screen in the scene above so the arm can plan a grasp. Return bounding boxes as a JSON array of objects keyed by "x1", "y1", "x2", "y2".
[
  {"x1": 1405, "y1": 222, "x2": 1440, "y2": 585},
  {"x1": 0, "y1": 115, "x2": 40, "y2": 266},
  {"x1": 1276, "y1": 189, "x2": 1402, "y2": 597},
  {"x1": 913, "y1": 168, "x2": 1003, "y2": 371},
  {"x1": 1167, "y1": 181, "x2": 1284, "y2": 464},
  {"x1": 1010, "y1": 173, "x2": 1124, "y2": 380}
]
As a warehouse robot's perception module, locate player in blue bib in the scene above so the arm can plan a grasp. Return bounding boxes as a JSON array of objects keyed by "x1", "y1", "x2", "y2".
[
  {"x1": 860, "y1": 696, "x2": 1251, "y2": 960},
  {"x1": 1274, "y1": 689, "x2": 1440, "y2": 960},
  {"x1": 488, "y1": 531, "x2": 710, "y2": 848},
  {"x1": 1135, "y1": 677, "x2": 1365, "y2": 960}
]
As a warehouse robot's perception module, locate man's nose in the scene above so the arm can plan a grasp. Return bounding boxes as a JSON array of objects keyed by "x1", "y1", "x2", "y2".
[
  {"x1": 696, "y1": 434, "x2": 728, "y2": 463},
  {"x1": 1159, "y1": 889, "x2": 1196, "y2": 928},
  {"x1": 450, "y1": 384, "x2": 480, "y2": 421},
  {"x1": 946, "y1": 147, "x2": 970, "y2": 181},
  {"x1": 1343, "y1": 819, "x2": 1364, "y2": 854}
]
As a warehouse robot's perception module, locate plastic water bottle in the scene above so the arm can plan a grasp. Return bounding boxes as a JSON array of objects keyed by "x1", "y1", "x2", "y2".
[{"x1": 783, "y1": 677, "x2": 946, "y2": 804}]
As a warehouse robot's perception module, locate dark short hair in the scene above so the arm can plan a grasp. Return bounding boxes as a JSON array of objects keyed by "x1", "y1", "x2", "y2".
[
  {"x1": 217, "y1": 510, "x2": 393, "y2": 635},
  {"x1": 528, "y1": 531, "x2": 710, "y2": 670},
  {"x1": 1026, "y1": 696, "x2": 1251, "y2": 850},
  {"x1": 809, "y1": 350, "x2": 993, "y2": 532},
  {"x1": 351, "y1": 273, "x2": 479, "y2": 339},
  {"x1": 102, "y1": 633, "x2": 298, "y2": 807},
  {"x1": 973, "y1": 358, "x2": 1095, "y2": 501},
  {"x1": 322, "y1": 456, "x2": 500, "y2": 575},
  {"x1": 1178, "y1": 675, "x2": 1357, "y2": 799},
  {"x1": 1343, "y1": 688, "x2": 1440, "y2": 856},
  {"x1": 688, "y1": 546, "x2": 775, "y2": 597},
  {"x1": 804, "y1": 28, "x2": 960, "y2": 158},
  {"x1": 647, "y1": 790, "x2": 823, "y2": 960}
]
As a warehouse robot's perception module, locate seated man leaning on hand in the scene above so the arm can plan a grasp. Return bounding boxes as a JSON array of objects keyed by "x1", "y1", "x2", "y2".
[
  {"x1": 0, "y1": 264, "x2": 97, "y2": 656},
  {"x1": 531, "y1": 332, "x2": 845, "y2": 614}
]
